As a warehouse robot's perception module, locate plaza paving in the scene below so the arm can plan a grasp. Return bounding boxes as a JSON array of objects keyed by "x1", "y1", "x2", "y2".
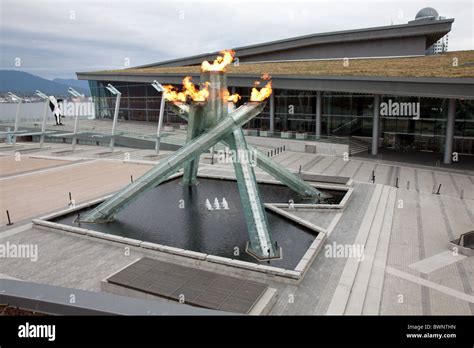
[{"x1": 0, "y1": 141, "x2": 472, "y2": 315}]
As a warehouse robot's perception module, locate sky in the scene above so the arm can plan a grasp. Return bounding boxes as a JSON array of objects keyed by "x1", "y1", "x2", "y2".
[{"x1": 0, "y1": 0, "x2": 472, "y2": 79}]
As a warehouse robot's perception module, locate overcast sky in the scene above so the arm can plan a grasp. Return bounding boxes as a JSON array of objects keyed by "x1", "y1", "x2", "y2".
[{"x1": 1, "y1": 0, "x2": 472, "y2": 79}]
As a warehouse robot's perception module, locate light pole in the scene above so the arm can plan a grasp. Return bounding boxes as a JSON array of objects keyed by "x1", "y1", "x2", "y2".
[
  {"x1": 68, "y1": 87, "x2": 84, "y2": 98},
  {"x1": 67, "y1": 87, "x2": 84, "y2": 150},
  {"x1": 35, "y1": 90, "x2": 50, "y2": 148},
  {"x1": 8, "y1": 92, "x2": 22, "y2": 145},
  {"x1": 151, "y1": 80, "x2": 166, "y2": 155},
  {"x1": 105, "y1": 84, "x2": 121, "y2": 152}
]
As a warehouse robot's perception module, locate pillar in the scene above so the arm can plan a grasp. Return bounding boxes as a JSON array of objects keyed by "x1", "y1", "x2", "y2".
[
  {"x1": 444, "y1": 98, "x2": 456, "y2": 164},
  {"x1": 269, "y1": 92, "x2": 275, "y2": 133},
  {"x1": 371, "y1": 94, "x2": 381, "y2": 156},
  {"x1": 316, "y1": 91, "x2": 322, "y2": 138}
]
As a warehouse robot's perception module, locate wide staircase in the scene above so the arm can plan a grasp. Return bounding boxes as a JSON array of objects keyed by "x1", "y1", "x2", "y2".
[
  {"x1": 326, "y1": 185, "x2": 397, "y2": 315},
  {"x1": 349, "y1": 137, "x2": 371, "y2": 156}
]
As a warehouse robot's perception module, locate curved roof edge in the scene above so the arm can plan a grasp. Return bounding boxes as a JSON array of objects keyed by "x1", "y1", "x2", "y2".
[{"x1": 135, "y1": 18, "x2": 454, "y2": 69}]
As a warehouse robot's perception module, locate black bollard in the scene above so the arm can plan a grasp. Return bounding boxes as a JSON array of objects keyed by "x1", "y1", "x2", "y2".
[
  {"x1": 6, "y1": 210, "x2": 13, "y2": 226},
  {"x1": 130, "y1": 175, "x2": 134, "y2": 183},
  {"x1": 436, "y1": 184, "x2": 442, "y2": 195},
  {"x1": 395, "y1": 177, "x2": 399, "y2": 188},
  {"x1": 299, "y1": 164, "x2": 302, "y2": 174}
]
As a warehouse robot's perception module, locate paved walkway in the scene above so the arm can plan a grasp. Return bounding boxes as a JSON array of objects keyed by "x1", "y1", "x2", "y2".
[
  {"x1": 0, "y1": 143, "x2": 472, "y2": 315},
  {"x1": 355, "y1": 148, "x2": 474, "y2": 172}
]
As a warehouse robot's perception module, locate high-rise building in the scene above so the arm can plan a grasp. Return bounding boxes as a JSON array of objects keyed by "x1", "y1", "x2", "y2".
[{"x1": 413, "y1": 7, "x2": 449, "y2": 54}]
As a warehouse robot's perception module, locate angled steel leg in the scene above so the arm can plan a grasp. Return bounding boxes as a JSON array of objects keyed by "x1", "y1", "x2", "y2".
[
  {"x1": 170, "y1": 103, "x2": 327, "y2": 199},
  {"x1": 79, "y1": 102, "x2": 266, "y2": 223},
  {"x1": 226, "y1": 130, "x2": 280, "y2": 260},
  {"x1": 182, "y1": 103, "x2": 206, "y2": 186}
]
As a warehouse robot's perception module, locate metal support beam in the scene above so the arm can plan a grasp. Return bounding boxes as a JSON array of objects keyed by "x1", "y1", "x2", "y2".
[
  {"x1": 109, "y1": 92, "x2": 121, "y2": 152},
  {"x1": 444, "y1": 98, "x2": 456, "y2": 164},
  {"x1": 39, "y1": 100, "x2": 49, "y2": 148},
  {"x1": 315, "y1": 91, "x2": 322, "y2": 138},
  {"x1": 371, "y1": 94, "x2": 381, "y2": 156},
  {"x1": 79, "y1": 102, "x2": 266, "y2": 223},
  {"x1": 226, "y1": 130, "x2": 279, "y2": 259},
  {"x1": 250, "y1": 144, "x2": 329, "y2": 199},
  {"x1": 71, "y1": 114, "x2": 80, "y2": 150},
  {"x1": 155, "y1": 94, "x2": 166, "y2": 154},
  {"x1": 269, "y1": 93, "x2": 275, "y2": 133},
  {"x1": 169, "y1": 103, "x2": 327, "y2": 199},
  {"x1": 182, "y1": 103, "x2": 206, "y2": 186}
]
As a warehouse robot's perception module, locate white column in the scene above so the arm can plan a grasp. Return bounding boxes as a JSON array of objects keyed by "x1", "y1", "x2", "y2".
[
  {"x1": 39, "y1": 100, "x2": 48, "y2": 147},
  {"x1": 155, "y1": 94, "x2": 166, "y2": 154},
  {"x1": 109, "y1": 92, "x2": 121, "y2": 152}
]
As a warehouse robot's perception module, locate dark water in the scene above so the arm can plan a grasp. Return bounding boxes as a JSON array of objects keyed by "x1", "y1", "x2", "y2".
[{"x1": 54, "y1": 178, "x2": 341, "y2": 269}]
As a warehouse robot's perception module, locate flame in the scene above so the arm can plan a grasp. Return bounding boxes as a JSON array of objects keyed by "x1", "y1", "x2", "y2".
[
  {"x1": 222, "y1": 89, "x2": 241, "y2": 103},
  {"x1": 227, "y1": 93, "x2": 241, "y2": 103},
  {"x1": 163, "y1": 77, "x2": 209, "y2": 102},
  {"x1": 201, "y1": 50, "x2": 235, "y2": 72},
  {"x1": 250, "y1": 74, "x2": 273, "y2": 102}
]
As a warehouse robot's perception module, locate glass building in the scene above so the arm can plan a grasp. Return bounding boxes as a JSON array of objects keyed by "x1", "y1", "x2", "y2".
[
  {"x1": 80, "y1": 9, "x2": 472, "y2": 164},
  {"x1": 88, "y1": 80, "x2": 474, "y2": 155}
]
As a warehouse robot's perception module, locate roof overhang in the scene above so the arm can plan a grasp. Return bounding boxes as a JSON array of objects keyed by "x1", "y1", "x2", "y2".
[
  {"x1": 77, "y1": 71, "x2": 474, "y2": 100},
  {"x1": 135, "y1": 18, "x2": 454, "y2": 68}
]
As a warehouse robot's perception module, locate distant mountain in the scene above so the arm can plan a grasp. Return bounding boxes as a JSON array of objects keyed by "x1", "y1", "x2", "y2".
[
  {"x1": 53, "y1": 78, "x2": 89, "y2": 91},
  {"x1": 0, "y1": 70, "x2": 90, "y2": 96}
]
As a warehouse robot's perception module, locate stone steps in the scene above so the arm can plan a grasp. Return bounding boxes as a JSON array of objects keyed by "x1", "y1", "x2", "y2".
[
  {"x1": 345, "y1": 186, "x2": 395, "y2": 314},
  {"x1": 326, "y1": 184, "x2": 397, "y2": 315},
  {"x1": 326, "y1": 184, "x2": 384, "y2": 314},
  {"x1": 363, "y1": 187, "x2": 397, "y2": 314}
]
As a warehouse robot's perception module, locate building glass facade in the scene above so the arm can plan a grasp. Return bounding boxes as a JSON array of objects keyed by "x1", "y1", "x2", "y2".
[{"x1": 89, "y1": 80, "x2": 474, "y2": 155}]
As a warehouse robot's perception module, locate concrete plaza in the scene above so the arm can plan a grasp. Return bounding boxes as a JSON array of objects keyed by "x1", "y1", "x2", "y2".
[{"x1": 0, "y1": 141, "x2": 472, "y2": 315}]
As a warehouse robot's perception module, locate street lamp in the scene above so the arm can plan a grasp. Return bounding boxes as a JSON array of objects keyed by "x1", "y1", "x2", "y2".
[
  {"x1": 67, "y1": 87, "x2": 84, "y2": 150},
  {"x1": 68, "y1": 87, "x2": 84, "y2": 98},
  {"x1": 35, "y1": 90, "x2": 50, "y2": 148},
  {"x1": 105, "y1": 83, "x2": 122, "y2": 152},
  {"x1": 8, "y1": 92, "x2": 22, "y2": 145},
  {"x1": 151, "y1": 80, "x2": 166, "y2": 154}
]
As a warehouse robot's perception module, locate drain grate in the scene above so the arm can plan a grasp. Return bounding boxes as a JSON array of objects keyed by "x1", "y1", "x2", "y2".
[{"x1": 107, "y1": 257, "x2": 268, "y2": 314}]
